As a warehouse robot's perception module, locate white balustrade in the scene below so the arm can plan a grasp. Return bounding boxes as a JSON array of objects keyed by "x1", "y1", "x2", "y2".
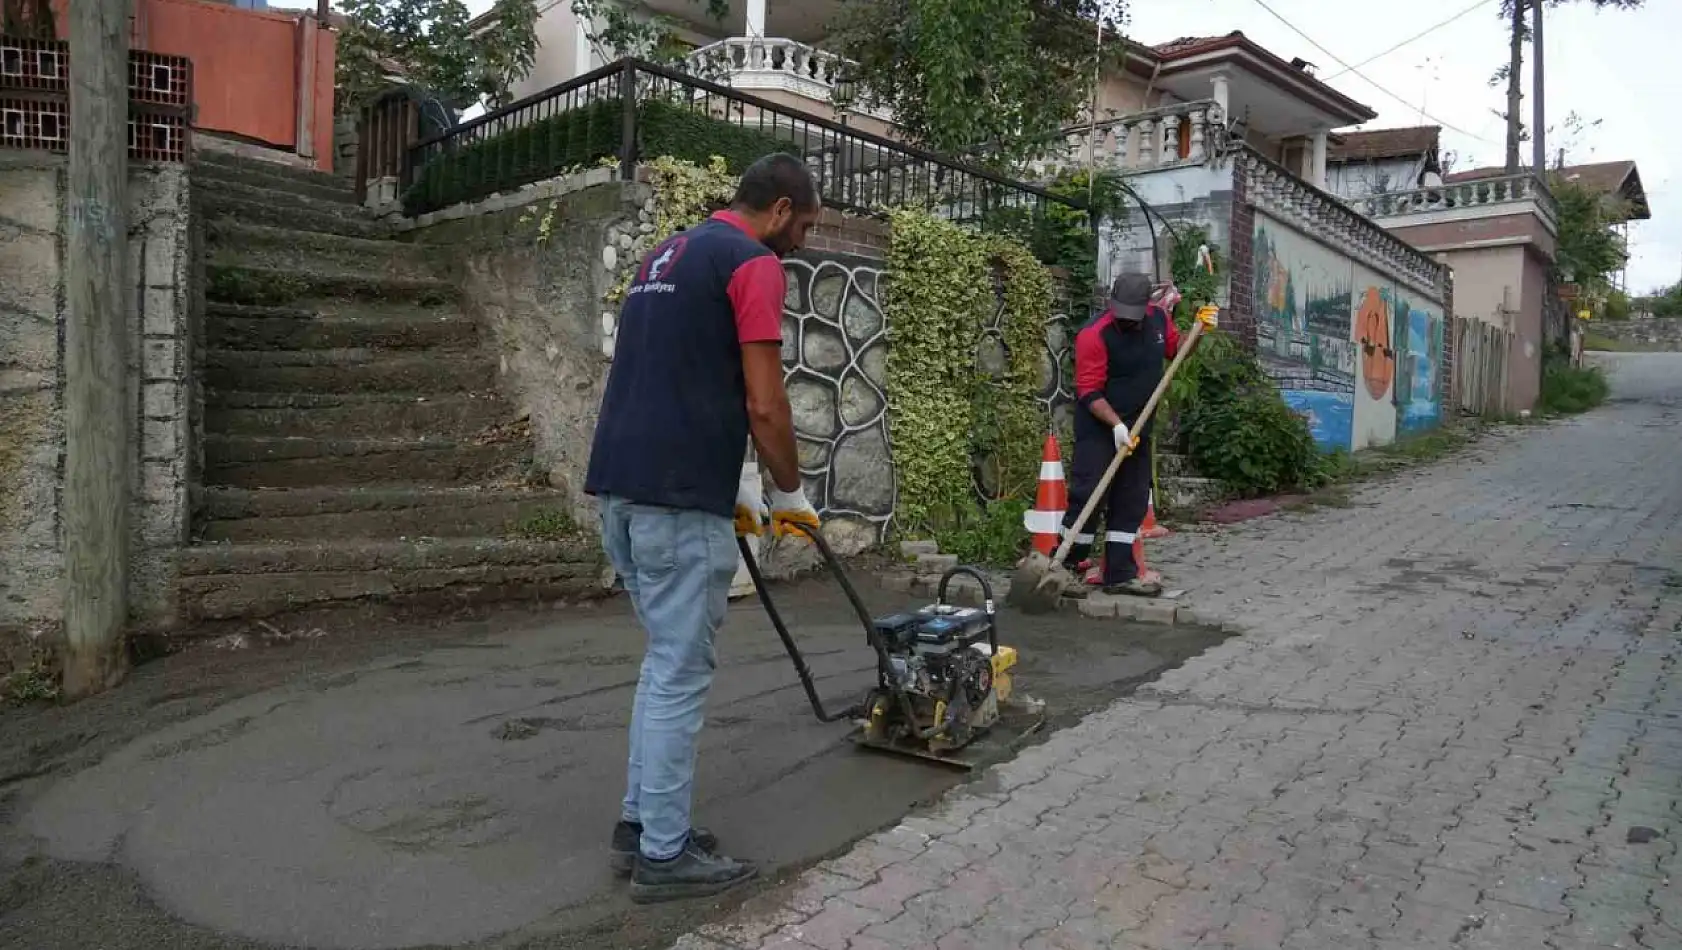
[
  {"x1": 1354, "y1": 172, "x2": 1558, "y2": 232},
  {"x1": 1031, "y1": 99, "x2": 1223, "y2": 177},
  {"x1": 683, "y1": 36, "x2": 890, "y2": 120}
]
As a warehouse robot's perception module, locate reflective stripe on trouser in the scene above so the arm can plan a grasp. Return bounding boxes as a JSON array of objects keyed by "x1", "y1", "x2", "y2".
[
  {"x1": 599, "y1": 494, "x2": 739, "y2": 860},
  {"x1": 1060, "y1": 432, "x2": 1152, "y2": 584}
]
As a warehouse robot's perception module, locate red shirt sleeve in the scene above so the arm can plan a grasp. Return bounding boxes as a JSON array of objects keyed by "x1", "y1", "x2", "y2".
[
  {"x1": 728, "y1": 255, "x2": 786, "y2": 344},
  {"x1": 1074, "y1": 317, "x2": 1110, "y2": 402},
  {"x1": 1164, "y1": 311, "x2": 1181, "y2": 359}
]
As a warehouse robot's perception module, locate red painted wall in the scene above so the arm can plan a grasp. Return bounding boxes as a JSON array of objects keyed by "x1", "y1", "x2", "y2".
[{"x1": 48, "y1": 0, "x2": 337, "y2": 171}]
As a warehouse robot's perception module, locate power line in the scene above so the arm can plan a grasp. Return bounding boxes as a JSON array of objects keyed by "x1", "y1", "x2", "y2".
[
  {"x1": 1323, "y1": 0, "x2": 1496, "y2": 80},
  {"x1": 1243, "y1": 0, "x2": 1502, "y2": 146}
]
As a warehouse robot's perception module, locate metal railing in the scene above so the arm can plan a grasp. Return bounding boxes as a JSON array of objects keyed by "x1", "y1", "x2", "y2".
[{"x1": 392, "y1": 58, "x2": 1083, "y2": 223}]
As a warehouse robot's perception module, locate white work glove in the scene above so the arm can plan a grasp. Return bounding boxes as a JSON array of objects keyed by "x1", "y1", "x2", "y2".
[
  {"x1": 734, "y1": 480, "x2": 766, "y2": 537},
  {"x1": 1113, "y1": 423, "x2": 1139, "y2": 452},
  {"x1": 768, "y1": 485, "x2": 821, "y2": 541}
]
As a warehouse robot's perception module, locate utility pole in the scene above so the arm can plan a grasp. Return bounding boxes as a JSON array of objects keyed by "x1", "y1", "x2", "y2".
[
  {"x1": 1503, "y1": 0, "x2": 1524, "y2": 173},
  {"x1": 64, "y1": 0, "x2": 132, "y2": 699},
  {"x1": 1531, "y1": 0, "x2": 1546, "y2": 176}
]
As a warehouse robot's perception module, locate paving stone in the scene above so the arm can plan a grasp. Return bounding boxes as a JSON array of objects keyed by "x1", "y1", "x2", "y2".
[{"x1": 681, "y1": 357, "x2": 1682, "y2": 950}]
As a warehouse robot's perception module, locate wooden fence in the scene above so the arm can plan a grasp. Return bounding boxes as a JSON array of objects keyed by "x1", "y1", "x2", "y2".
[{"x1": 1454, "y1": 315, "x2": 1515, "y2": 417}]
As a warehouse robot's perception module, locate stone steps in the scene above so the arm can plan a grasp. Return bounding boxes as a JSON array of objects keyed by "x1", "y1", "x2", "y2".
[
  {"x1": 203, "y1": 347, "x2": 496, "y2": 395},
  {"x1": 206, "y1": 261, "x2": 454, "y2": 307},
  {"x1": 202, "y1": 435, "x2": 530, "y2": 489},
  {"x1": 205, "y1": 220, "x2": 438, "y2": 281},
  {"x1": 205, "y1": 301, "x2": 481, "y2": 351},
  {"x1": 178, "y1": 537, "x2": 603, "y2": 621},
  {"x1": 198, "y1": 486, "x2": 571, "y2": 543},
  {"x1": 184, "y1": 151, "x2": 587, "y2": 624},
  {"x1": 204, "y1": 392, "x2": 513, "y2": 440},
  {"x1": 194, "y1": 157, "x2": 356, "y2": 205},
  {"x1": 196, "y1": 149, "x2": 356, "y2": 194},
  {"x1": 199, "y1": 183, "x2": 390, "y2": 240}
]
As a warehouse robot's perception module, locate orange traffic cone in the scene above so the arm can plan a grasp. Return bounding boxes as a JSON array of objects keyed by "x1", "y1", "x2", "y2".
[
  {"x1": 1023, "y1": 434, "x2": 1067, "y2": 556},
  {"x1": 1141, "y1": 491, "x2": 1170, "y2": 540}
]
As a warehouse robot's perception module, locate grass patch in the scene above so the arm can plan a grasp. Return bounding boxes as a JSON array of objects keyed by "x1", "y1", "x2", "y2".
[
  {"x1": 1538, "y1": 361, "x2": 1610, "y2": 416},
  {"x1": 508, "y1": 506, "x2": 579, "y2": 540},
  {"x1": 932, "y1": 498, "x2": 1032, "y2": 568}
]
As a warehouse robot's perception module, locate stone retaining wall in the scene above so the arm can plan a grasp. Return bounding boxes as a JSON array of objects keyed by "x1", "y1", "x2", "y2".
[
  {"x1": 1591, "y1": 318, "x2": 1682, "y2": 351},
  {"x1": 0, "y1": 155, "x2": 195, "y2": 637}
]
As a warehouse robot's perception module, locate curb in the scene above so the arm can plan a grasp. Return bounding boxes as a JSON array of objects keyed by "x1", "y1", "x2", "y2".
[{"x1": 879, "y1": 544, "x2": 1217, "y2": 628}]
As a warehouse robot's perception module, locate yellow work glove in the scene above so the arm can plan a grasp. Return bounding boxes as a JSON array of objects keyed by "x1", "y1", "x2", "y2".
[
  {"x1": 734, "y1": 481, "x2": 765, "y2": 537},
  {"x1": 1196, "y1": 304, "x2": 1220, "y2": 329},
  {"x1": 768, "y1": 486, "x2": 821, "y2": 541}
]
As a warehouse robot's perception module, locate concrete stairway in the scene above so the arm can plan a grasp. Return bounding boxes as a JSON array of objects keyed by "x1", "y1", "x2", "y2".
[{"x1": 185, "y1": 152, "x2": 600, "y2": 622}]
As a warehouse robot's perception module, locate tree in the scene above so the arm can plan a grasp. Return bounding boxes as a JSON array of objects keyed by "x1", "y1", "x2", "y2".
[
  {"x1": 1550, "y1": 175, "x2": 1628, "y2": 299},
  {"x1": 1494, "y1": 0, "x2": 1643, "y2": 173},
  {"x1": 2, "y1": 0, "x2": 55, "y2": 38},
  {"x1": 827, "y1": 0, "x2": 1130, "y2": 166},
  {"x1": 335, "y1": 0, "x2": 540, "y2": 114},
  {"x1": 569, "y1": 0, "x2": 729, "y2": 65}
]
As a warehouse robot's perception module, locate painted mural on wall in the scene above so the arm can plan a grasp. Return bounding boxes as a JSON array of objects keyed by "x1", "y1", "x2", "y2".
[
  {"x1": 1252, "y1": 217, "x2": 1359, "y2": 450},
  {"x1": 780, "y1": 252, "x2": 895, "y2": 551},
  {"x1": 1251, "y1": 214, "x2": 1450, "y2": 451},
  {"x1": 1351, "y1": 268, "x2": 1397, "y2": 450},
  {"x1": 1391, "y1": 292, "x2": 1445, "y2": 433}
]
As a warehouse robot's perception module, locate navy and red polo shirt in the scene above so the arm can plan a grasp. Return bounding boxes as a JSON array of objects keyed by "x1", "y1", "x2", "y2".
[
  {"x1": 1072, "y1": 304, "x2": 1179, "y2": 443},
  {"x1": 584, "y1": 210, "x2": 786, "y2": 519}
]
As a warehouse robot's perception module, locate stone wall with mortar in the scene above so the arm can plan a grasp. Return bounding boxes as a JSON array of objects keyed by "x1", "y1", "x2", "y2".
[
  {"x1": 1591, "y1": 318, "x2": 1682, "y2": 351},
  {"x1": 0, "y1": 155, "x2": 195, "y2": 639},
  {"x1": 403, "y1": 172, "x2": 644, "y2": 532}
]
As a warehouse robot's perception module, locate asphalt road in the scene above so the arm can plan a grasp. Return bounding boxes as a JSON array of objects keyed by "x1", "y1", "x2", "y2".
[{"x1": 0, "y1": 573, "x2": 1225, "y2": 950}]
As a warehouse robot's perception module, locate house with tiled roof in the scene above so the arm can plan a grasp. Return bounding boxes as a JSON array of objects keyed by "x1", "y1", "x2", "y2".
[
  {"x1": 1448, "y1": 160, "x2": 1650, "y2": 222},
  {"x1": 1324, "y1": 125, "x2": 1443, "y2": 201}
]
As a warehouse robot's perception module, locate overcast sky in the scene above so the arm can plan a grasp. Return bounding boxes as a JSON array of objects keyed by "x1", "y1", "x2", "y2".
[{"x1": 291, "y1": 0, "x2": 1677, "y2": 293}]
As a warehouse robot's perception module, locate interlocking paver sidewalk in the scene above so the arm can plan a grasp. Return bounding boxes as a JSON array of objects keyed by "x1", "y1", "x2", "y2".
[{"x1": 670, "y1": 354, "x2": 1682, "y2": 950}]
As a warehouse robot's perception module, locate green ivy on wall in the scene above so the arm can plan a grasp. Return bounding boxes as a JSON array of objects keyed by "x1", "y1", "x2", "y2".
[{"x1": 884, "y1": 207, "x2": 1055, "y2": 552}]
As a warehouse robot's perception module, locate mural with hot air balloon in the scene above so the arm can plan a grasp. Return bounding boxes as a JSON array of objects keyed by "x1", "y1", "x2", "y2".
[{"x1": 1251, "y1": 214, "x2": 1443, "y2": 452}]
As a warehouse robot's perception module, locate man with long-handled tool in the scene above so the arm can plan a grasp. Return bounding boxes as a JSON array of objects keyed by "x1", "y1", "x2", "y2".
[
  {"x1": 1060, "y1": 272, "x2": 1182, "y2": 598},
  {"x1": 1009, "y1": 263, "x2": 1218, "y2": 613},
  {"x1": 585, "y1": 154, "x2": 822, "y2": 903}
]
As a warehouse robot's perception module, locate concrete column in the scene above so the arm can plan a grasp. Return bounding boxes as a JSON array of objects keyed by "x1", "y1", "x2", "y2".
[
  {"x1": 1312, "y1": 130, "x2": 1329, "y2": 190},
  {"x1": 746, "y1": 0, "x2": 766, "y2": 36},
  {"x1": 1210, "y1": 73, "x2": 1230, "y2": 117},
  {"x1": 572, "y1": 6, "x2": 595, "y2": 79}
]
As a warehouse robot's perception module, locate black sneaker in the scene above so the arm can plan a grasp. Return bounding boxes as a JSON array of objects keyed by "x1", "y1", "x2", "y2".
[
  {"x1": 610, "y1": 821, "x2": 718, "y2": 875},
  {"x1": 629, "y1": 836, "x2": 758, "y2": 904}
]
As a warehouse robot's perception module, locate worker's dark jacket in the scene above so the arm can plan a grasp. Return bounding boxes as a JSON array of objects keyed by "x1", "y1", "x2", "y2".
[
  {"x1": 584, "y1": 211, "x2": 786, "y2": 519},
  {"x1": 1072, "y1": 304, "x2": 1179, "y2": 444}
]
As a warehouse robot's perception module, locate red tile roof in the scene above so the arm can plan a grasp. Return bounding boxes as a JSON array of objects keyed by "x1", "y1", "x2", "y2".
[
  {"x1": 1446, "y1": 160, "x2": 1649, "y2": 220},
  {"x1": 1328, "y1": 126, "x2": 1441, "y2": 162}
]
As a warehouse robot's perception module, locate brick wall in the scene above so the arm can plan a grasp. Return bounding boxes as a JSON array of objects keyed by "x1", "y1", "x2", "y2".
[
  {"x1": 1440, "y1": 268, "x2": 1457, "y2": 418},
  {"x1": 804, "y1": 208, "x2": 890, "y2": 257},
  {"x1": 1226, "y1": 167, "x2": 1258, "y2": 350}
]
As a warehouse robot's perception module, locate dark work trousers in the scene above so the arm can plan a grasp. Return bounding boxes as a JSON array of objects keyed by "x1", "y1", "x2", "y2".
[{"x1": 1059, "y1": 428, "x2": 1153, "y2": 585}]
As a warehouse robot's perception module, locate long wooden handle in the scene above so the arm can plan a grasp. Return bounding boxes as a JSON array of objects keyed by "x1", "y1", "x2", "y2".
[{"x1": 1049, "y1": 317, "x2": 1207, "y2": 566}]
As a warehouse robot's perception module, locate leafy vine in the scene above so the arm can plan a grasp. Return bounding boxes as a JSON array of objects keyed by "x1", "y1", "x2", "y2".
[
  {"x1": 884, "y1": 208, "x2": 1054, "y2": 548},
  {"x1": 604, "y1": 155, "x2": 737, "y2": 308}
]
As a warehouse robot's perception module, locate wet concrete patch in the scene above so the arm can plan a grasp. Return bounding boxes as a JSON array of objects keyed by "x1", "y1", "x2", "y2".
[{"x1": 1, "y1": 575, "x2": 1226, "y2": 950}]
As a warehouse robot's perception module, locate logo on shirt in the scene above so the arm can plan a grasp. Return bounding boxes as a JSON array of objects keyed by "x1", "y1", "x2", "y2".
[{"x1": 631, "y1": 235, "x2": 688, "y2": 297}]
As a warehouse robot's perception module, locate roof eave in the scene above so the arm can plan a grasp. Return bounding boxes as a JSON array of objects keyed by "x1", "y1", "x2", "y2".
[{"x1": 1156, "y1": 38, "x2": 1376, "y2": 126}]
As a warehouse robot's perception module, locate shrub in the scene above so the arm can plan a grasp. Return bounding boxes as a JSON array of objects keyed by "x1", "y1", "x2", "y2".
[
  {"x1": 1184, "y1": 386, "x2": 1326, "y2": 498},
  {"x1": 1539, "y1": 359, "x2": 1609, "y2": 415},
  {"x1": 403, "y1": 97, "x2": 799, "y2": 215}
]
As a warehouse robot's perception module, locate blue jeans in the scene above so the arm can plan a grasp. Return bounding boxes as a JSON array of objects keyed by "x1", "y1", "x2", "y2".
[{"x1": 598, "y1": 494, "x2": 739, "y2": 860}]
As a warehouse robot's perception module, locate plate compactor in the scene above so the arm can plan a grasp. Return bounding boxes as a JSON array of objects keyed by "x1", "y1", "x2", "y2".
[{"x1": 736, "y1": 525, "x2": 1045, "y2": 769}]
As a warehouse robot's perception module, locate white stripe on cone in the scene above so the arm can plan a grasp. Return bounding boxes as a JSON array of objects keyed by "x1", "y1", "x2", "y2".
[
  {"x1": 1039, "y1": 460, "x2": 1065, "y2": 480},
  {"x1": 1023, "y1": 509, "x2": 1064, "y2": 534}
]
